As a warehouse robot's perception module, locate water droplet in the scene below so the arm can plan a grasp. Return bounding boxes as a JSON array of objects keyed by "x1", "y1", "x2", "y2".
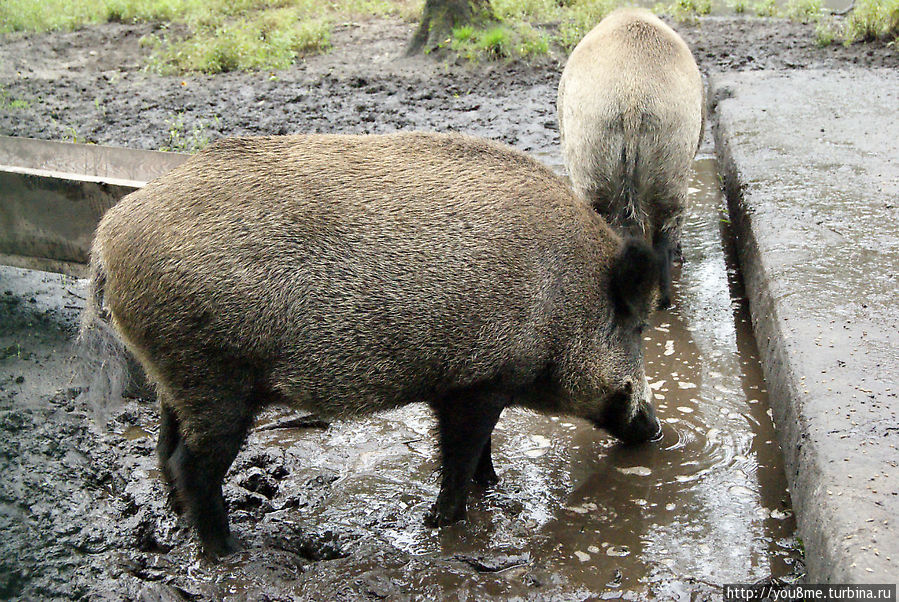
[
  {"x1": 530, "y1": 434, "x2": 550, "y2": 447},
  {"x1": 606, "y1": 545, "x2": 630, "y2": 557},
  {"x1": 729, "y1": 484, "x2": 754, "y2": 497},
  {"x1": 617, "y1": 466, "x2": 652, "y2": 476}
]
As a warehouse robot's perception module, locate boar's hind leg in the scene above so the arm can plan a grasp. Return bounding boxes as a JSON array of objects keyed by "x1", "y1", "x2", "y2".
[
  {"x1": 473, "y1": 436, "x2": 499, "y2": 486},
  {"x1": 425, "y1": 387, "x2": 507, "y2": 527},
  {"x1": 157, "y1": 401, "x2": 180, "y2": 484},
  {"x1": 653, "y1": 229, "x2": 676, "y2": 309},
  {"x1": 166, "y1": 391, "x2": 255, "y2": 557}
]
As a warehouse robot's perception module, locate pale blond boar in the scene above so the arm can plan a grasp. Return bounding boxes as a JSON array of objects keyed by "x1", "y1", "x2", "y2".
[{"x1": 558, "y1": 8, "x2": 704, "y2": 307}]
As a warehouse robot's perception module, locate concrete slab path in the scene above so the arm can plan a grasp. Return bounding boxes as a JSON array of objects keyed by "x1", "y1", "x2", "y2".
[{"x1": 711, "y1": 68, "x2": 898, "y2": 583}]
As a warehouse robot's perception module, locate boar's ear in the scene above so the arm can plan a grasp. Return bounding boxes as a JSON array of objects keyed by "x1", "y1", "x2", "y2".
[{"x1": 609, "y1": 238, "x2": 659, "y2": 323}]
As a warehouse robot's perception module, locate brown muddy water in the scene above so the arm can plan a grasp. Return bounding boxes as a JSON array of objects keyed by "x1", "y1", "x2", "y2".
[{"x1": 0, "y1": 154, "x2": 801, "y2": 599}]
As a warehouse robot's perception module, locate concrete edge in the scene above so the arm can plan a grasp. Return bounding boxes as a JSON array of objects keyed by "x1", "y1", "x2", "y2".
[{"x1": 710, "y1": 91, "x2": 847, "y2": 582}]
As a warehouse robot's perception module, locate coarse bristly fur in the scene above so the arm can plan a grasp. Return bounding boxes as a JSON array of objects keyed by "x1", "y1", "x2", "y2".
[
  {"x1": 74, "y1": 269, "x2": 151, "y2": 426},
  {"x1": 83, "y1": 131, "x2": 662, "y2": 557},
  {"x1": 557, "y1": 7, "x2": 704, "y2": 308}
]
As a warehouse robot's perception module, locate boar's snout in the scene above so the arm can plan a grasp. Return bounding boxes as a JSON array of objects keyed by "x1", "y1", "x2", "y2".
[{"x1": 595, "y1": 379, "x2": 663, "y2": 445}]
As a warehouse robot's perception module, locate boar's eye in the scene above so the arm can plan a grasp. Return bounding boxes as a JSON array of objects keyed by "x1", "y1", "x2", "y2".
[{"x1": 636, "y1": 322, "x2": 649, "y2": 335}]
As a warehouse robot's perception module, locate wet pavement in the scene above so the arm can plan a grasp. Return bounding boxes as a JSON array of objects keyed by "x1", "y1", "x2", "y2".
[{"x1": 712, "y1": 68, "x2": 899, "y2": 582}]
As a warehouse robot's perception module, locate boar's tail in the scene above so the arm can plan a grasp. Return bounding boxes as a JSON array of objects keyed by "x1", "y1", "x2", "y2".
[
  {"x1": 74, "y1": 253, "x2": 147, "y2": 424},
  {"x1": 620, "y1": 142, "x2": 640, "y2": 226},
  {"x1": 615, "y1": 137, "x2": 644, "y2": 235}
]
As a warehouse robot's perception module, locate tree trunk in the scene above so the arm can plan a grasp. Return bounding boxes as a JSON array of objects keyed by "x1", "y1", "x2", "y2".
[{"x1": 407, "y1": 0, "x2": 496, "y2": 55}]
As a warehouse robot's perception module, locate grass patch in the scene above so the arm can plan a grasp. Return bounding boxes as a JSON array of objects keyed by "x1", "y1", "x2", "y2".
[
  {"x1": 478, "y1": 25, "x2": 511, "y2": 57},
  {"x1": 752, "y1": 0, "x2": 779, "y2": 16},
  {"x1": 655, "y1": 0, "x2": 712, "y2": 21},
  {"x1": 451, "y1": 22, "x2": 550, "y2": 60},
  {"x1": 784, "y1": 0, "x2": 823, "y2": 22},
  {"x1": 815, "y1": 17, "x2": 838, "y2": 45},
  {"x1": 146, "y1": 10, "x2": 330, "y2": 72},
  {"x1": 2, "y1": 0, "x2": 895, "y2": 71},
  {"x1": 844, "y1": 0, "x2": 899, "y2": 41},
  {"x1": 556, "y1": 0, "x2": 624, "y2": 50},
  {"x1": 0, "y1": 0, "x2": 413, "y2": 72},
  {"x1": 0, "y1": 0, "x2": 106, "y2": 32},
  {"x1": 0, "y1": 87, "x2": 30, "y2": 111},
  {"x1": 159, "y1": 113, "x2": 218, "y2": 152}
]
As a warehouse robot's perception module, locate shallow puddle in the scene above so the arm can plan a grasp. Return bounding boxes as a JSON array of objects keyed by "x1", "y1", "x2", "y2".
[{"x1": 225, "y1": 155, "x2": 800, "y2": 597}]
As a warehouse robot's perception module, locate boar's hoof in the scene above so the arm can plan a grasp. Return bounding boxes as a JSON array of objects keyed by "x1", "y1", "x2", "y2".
[
  {"x1": 657, "y1": 293, "x2": 673, "y2": 310},
  {"x1": 472, "y1": 444, "x2": 499, "y2": 487},
  {"x1": 424, "y1": 502, "x2": 466, "y2": 528},
  {"x1": 201, "y1": 533, "x2": 240, "y2": 559},
  {"x1": 472, "y1": 465, "x2": 499, "y2": 487}
]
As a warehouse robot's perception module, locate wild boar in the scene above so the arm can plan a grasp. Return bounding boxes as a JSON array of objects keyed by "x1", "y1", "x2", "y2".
[
  {"x1": 557, "y1": 7, "x2": 704, "y2": 308},
  {"x1": 81, "y1": 132, "x2": 662, "y2": 557}
]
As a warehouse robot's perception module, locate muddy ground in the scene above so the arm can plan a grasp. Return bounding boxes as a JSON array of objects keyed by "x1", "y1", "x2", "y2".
[
  {"x1": 0, "y1": 14, "x2": 893, "y2": 601},
  {"x1": 1, "y1": 18, "x2": 897, "y2": 154}
]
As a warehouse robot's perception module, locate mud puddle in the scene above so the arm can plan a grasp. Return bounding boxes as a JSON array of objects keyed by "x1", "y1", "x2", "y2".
[{"x1": 0, "y1": 156, "x2": 800, "y2": 599}]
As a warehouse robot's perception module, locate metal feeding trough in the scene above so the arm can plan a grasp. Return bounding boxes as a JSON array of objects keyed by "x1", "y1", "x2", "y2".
[{"x1": 0, "y1": 136, "x2": 188, "y2": 277}]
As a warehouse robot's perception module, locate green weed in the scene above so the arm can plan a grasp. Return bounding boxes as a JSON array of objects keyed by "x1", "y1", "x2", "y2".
[
  {"x1": 451, "y1": 21, "x2": 550, "y2": 61},
  {"x1": 146, "y1": 9, "x2": 330, "y2": 73},
  {"x1": 844, "y1": 0, "x2": 899, "y2": 42},
  {"x1": 656, "y1": 0, "x2": 713, "y2": 21},
  {"x1": 784, "y1": 0, "x2": 823, "y2": 22},
  {"x1": 0, "y1": 87, "x2": 30, "y2": 110},
  {"x1": 753, "y1": 0, "x2": 779, "y2": 16},
  {"x1": 557, "y1": 0, "x2": 623, "y2": 50},
  {"x1": 478, "y1": 26, "x2": 510, "y2": 57},
  {"x1": 451, "y1": 24, "x2": 475, "y2": 43},
  {"x1": 815, "y1": 17, "x2": 838, "y2": 45},
  {"x1": 159, "y1": 113, "x2": 218, "y2": 152}
]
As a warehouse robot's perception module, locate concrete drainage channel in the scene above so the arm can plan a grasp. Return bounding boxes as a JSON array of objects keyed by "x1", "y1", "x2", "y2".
[
  {"x1": 710, "y1": 69, "x2": 898, "y2": 583},
  {"x1": 0, "y1": 79, "x2": 894, "y2": 596}
]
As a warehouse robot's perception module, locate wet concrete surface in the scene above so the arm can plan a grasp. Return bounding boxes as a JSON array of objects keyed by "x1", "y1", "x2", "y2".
[
  {"x1": 0, "y1": 152, "x2": 802, "y2": 599},
  {"x1": 712, "y1": 68, "x2": 898, "y2": 582}
]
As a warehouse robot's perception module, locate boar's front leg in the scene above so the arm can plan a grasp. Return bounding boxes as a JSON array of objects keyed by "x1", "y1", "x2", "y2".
[{"x1": 425, "y1": 386, "x2": 507, "y2": 527}]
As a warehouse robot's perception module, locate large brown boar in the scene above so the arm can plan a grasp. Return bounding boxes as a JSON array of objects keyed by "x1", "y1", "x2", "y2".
[
  {"x1": 82, "y1": 132, "x2": 662, "y2": 557},
  {"x1": 557, "y1": 7, "x2": 704, "y2": 308}
]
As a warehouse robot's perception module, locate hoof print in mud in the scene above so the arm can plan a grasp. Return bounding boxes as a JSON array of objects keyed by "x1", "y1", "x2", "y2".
[
  {"x1": 238, "y1": 467, "x2": 279, "y2": 499},
  {"x1": 230, "y1": 488, "x2": 274, "y2": 512},
  {"x1": 266, "y1": 527, "x2": 348, "y2": 562}
]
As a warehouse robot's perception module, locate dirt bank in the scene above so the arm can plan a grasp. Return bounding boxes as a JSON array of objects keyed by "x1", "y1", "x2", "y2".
[{"x1": 0, "y1": 17, "x2": 896, "y2": 153}]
